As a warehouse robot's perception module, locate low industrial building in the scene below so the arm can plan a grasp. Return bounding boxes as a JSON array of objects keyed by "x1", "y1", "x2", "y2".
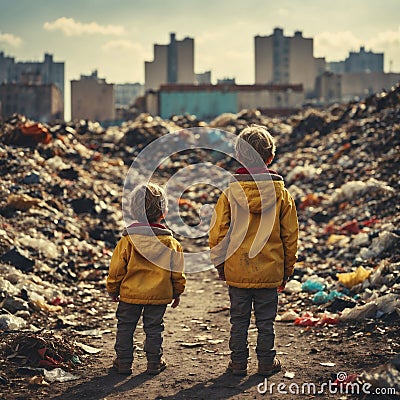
[
  {"x1": 146, "y1": 83, "x2": 304, "y2": 120},
  {"x1": 316, "y1": 71, "x2": 400, "y2": 103},
  {"x1": 0, "y1": 83, "x2": 64, "y2": 122},
  {"x1": 71, "y1": 71, "x2": 114, "y2": 122}
]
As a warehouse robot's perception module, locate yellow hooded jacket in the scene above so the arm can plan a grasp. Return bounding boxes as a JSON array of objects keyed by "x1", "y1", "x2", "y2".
[
  {"x1": 209, "y1": 173, "x2": 298, "y2": 288},
  {"x1": 106, "y1": 225, "x2": 186, "y2": 304}
]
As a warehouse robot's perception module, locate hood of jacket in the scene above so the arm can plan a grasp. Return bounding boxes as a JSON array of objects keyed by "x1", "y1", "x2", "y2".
[
  {"x1": 122, "y1": 224, "x2": 174, "y2": 261},
  {"x1": 228, "y1": 173, "x2": 284, "y2": 214}
]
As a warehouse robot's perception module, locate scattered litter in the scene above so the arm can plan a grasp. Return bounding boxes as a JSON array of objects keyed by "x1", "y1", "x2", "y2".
[
  {"x1": 181, "y1": 342, "x2": 205, "y2": 348},
  {"x1": 284, "y1": 371, "x2": 295, "y2": 379},
  {"x1": 340, "y1": 303, "x2": 378, "y2": 321},
  {"x1": 28, "y1": 375, "x2": 49, "y2": 386},
  {"x1": 75, "y1": 342, "x2": 102, "y2": 354},
  {"x1": 207, "y1": 339, "x2": 224, "y2": 345},
  {"x1": 283, "y1": 280, "x2": 302, "y2": 293},
  {"x1": 358, "y1": 355, "x2": 400, "y2": 396},
  {"x1": 208, "y1": 306, "x2": 230, "y2": 314},
  {"x1": 337, "y1": 266, "x2": 371, "y2": 289},
  {"x1": 301, "y1": 279, "x2": 325, "y2": 293},
  {"x1": 294, "y1": 312, "x2": 339, "y2": 327},
  {"x1": 0, "y1": 314, "x2": 28, "y2": 330},
  {"x1": 43, "y1": 368, "x2": 80, "y2": 383},
  {"x1": 276, "y1": 310, "x2": 300, "y2": 322}
]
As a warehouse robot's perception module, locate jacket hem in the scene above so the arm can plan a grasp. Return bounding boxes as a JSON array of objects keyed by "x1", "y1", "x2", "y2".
[
  {"x1": 226, "y1": 280, "x2": 281, "y2": 289},
  {"x1": 119, "y1": 297, "x2": 172, "y2": 304}
]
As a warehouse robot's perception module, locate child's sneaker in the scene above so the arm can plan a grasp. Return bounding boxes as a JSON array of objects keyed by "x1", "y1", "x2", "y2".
[
  {"x1": 146, "y1": 358, "x2": 167, "y2": 375},
  {"x1": 227, "y1": 360, "x2": 247, "y2": 376},
  {"x1": 258, "y1": 358, "x2": 281, "y2": 377},
  {"x1": 112, "y1": 358, "x2": 132, "y2": 375}
]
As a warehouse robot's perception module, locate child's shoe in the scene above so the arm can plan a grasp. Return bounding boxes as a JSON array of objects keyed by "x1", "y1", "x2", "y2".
[
  {"x1": 112, "y1": 358, "x2": 132, "y2": 375},
  {"x1": 227, "y1": 360, "x2": 247, "y2": 376},
  {"x1": 257, "y1": 357, "x2": 281, "y2": 377},
  {"x1": 146, "y1": 358, "x2": 167, "y2": 375}
]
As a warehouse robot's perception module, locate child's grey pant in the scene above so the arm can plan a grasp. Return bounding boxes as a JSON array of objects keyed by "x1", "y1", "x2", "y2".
[
  {"x1": 228, "y1": 286, "x2": 278, "y2": 364},
  {"x1": 114, "y1": 301, "x2": 167, "y2": 364}
]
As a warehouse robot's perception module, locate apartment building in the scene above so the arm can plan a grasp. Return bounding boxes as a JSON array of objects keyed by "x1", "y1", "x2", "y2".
[
  {"x1": 0, "y1": 52, "x2": 64, "y2": 100},
  {"x1": 255, "y1": 28, "x2": 325, "y2": 97},
  {"x1": 71, "y1": 70, "x2": 114, "y2": 122},
  {"x1": 0, "y1": 83, "x2": 63, "y2": 122},
  {"x1": 145, "y1": 33, "x2": 195, "y2": 91}
]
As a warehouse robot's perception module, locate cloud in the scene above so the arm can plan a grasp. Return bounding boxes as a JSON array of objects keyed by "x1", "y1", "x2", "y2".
[
  {"x1": 0, "y1": 32, "x2": 23, "y2": 47},
  {"x1": 367, "y1": 25, "x2": 400, "y2": 49},
  {"x1": 367, "y1": 26, "x2": 400, "y2": 71},
  {"x1": 43, "y1": 17, "x2": 124, "y2": 36},
  {"x1": 314, "y1": 28, "x2": 400, "y2": 71},
  {"x1": 314, "y1": 31, "x2": 361, "y2": 61}
]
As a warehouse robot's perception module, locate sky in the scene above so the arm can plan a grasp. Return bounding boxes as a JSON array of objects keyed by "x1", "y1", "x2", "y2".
[{"x1": 1, "y1": 0, "x2": 400, "y2": 120}]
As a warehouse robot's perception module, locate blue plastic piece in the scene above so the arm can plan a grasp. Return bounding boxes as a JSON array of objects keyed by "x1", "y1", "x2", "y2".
[
  {"x1": 302, "y1": 280, "x2": 325, "y2": 292},
  {"x1": 327, "y1": 290, "x2": 344, "y2": 301},
  {"x1": 313, "y1": 291, "x2": 329, "y2": 304}
]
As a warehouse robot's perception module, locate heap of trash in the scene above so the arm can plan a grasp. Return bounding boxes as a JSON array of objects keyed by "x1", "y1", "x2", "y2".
[{"x1": 0, "y1": 82, "x2": 399, "y2": 393}]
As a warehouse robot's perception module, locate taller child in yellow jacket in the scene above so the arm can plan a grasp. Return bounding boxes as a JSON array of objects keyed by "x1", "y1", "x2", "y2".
[
  {"x1": 209, "y1": 124, "x2": 298, "y2": 377},
  {"x1": 107, "y1": 183, "x2": 186, "y2": 375}
]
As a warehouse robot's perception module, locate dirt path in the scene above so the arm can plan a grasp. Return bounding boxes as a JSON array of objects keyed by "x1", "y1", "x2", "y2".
[{"x1": 4, "y1": 268, "x2": 395, "y2": 400}]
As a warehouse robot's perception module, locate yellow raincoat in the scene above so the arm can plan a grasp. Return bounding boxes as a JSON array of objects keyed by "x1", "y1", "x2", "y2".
[
  {"x1": 106, "y1": 225, "x2": 186, "y2": 304},
  {"x1": 209, "y1": 173, "x2": 298, "y2": 288}
]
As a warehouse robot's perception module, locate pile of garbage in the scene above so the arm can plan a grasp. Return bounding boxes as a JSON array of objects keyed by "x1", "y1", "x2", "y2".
[
  {"x1": 0, "y1": 82, "x2": 399, "y2": 392},
  {"x1": 270, "y1": 85, "x2": 400, "y2": 327},
  {"x1": 0, "y1": 112, "x2": 126, "y2": 390},
  {"x1": 0, "y1": 331, "x2": 103, "y2": 387}
]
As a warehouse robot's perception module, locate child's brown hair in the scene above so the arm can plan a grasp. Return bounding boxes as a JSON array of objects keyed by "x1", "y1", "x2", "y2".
[
  {"x1": 130, "y1": 182, "x2": 167, "y2": 223},
  {"x1": 235, "y1": 124, "x2": 276, "y2": 166}
]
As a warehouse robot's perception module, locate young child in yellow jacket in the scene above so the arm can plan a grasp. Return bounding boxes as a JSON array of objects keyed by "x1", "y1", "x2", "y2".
[
  {"x1": 107, "y1": 182, "x2": 186, "y2": 375},
  {"x1": 209, "y1": 124, "x2": 298, "y2": 377}
]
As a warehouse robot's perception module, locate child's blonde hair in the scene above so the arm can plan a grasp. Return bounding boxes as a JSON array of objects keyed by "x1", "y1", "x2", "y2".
[
  {"x1": 130, "y1": 182, "x2": 167, "y2": 223},
  {"x1": 235, "y1": 124, "x2": 276, "y2": 166}
]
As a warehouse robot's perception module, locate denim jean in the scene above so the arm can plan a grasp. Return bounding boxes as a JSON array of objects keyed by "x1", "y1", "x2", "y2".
[
  {"x1": 114, "y1": 301, "x2": 167, "y2": 364},
  {"x1": 228, "y1": 286, "x2": 278, "y2": 364}
]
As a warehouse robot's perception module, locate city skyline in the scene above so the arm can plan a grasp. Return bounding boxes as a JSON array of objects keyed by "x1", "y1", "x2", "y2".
[{"x1": 1, "y1": 0, "x2": 400, "y2": 119}]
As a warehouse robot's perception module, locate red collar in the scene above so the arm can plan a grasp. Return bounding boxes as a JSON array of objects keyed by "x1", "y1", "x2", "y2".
[
  {"x1": 236, "y1": 167, "x2": 278, "y2": 175},
  {"x1": 128, "y1": 222, "x2": 167, "y2": 229}
]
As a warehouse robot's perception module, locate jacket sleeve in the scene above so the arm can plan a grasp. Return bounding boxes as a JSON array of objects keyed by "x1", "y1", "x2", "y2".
[
  {"x1": 171, "y1": 242, "x2": 186, "y2": 298},
  {"x1": 208, "y1": 191, "x2": 231, "y2": 267},
  {"x1": 280, "y1": 190, "x2": 299, "y2": 277},
  {"x1": 106, "y1": 238, "x2": 130, "y2": 295}
]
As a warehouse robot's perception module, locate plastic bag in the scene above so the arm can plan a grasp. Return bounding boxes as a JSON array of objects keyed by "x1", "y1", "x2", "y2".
[
  {"x1": 312, "y1": 291, "x2": 329, "y2": 304},
  {"x1": 284, "y1": 279, "x2": 302, "y2": 293},
  {"x1": 43, "y1": 368, "x2": 80, "y2": 383},
  {"x1": 340, "y1": 302, "x2": 377, "y2": 321},
  {"x1": 337, "y1": 266, "x2": 371, "y2": 288},
  {"x1": 302, "y1": 280, "x2": 325, "y2": 292}
]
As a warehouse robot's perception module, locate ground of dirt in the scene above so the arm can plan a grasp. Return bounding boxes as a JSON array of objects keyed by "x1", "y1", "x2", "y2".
[{"x1": 1, "y1": 268, "x2": 398, "y2": 400}]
